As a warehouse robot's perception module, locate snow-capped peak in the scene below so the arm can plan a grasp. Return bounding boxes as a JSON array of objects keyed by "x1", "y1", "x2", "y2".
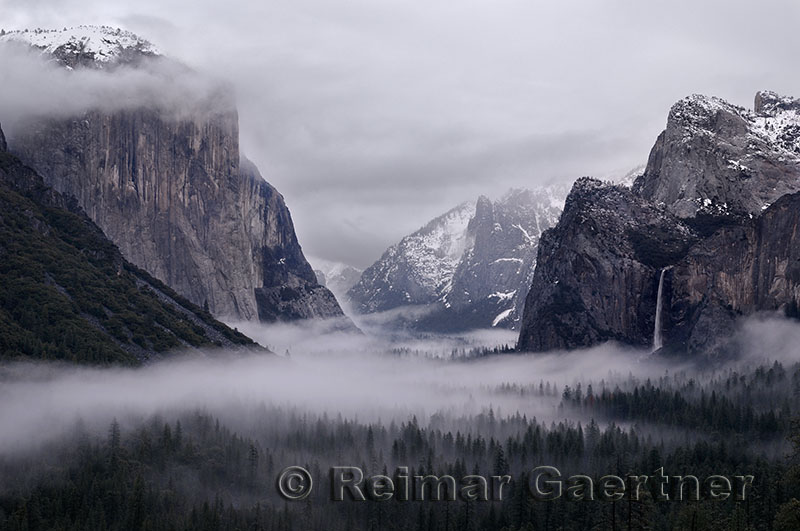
[
  {"x1": 667, "y1": 93, "x2": 746, "y2": 129},
  {"x1": 391, "y1": 201, "x2": 476, "y2": 295},
  {"x1": 0, "y1": 26, "x2": 160, "y2": 68},
  {"x1": 750, "y1": 92, "x2": 800, "y2": 155},
  {"x1": 309, "y1": 257, "x2": 363, "y2": 305},
  {"x1": 668, "y1": 91, "x2": 800, "y2": 156}
]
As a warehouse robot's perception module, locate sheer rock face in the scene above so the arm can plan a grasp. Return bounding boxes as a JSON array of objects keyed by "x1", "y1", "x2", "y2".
[
  {"x1": 0, "y1": 123, "x2": 259, "y2": 363},
  {"x1": 10, "y1": 107, "x2": 347, "y2": 325},
  {"x1": 3, "y1": 25, "x2": 351, "y2": 326},
  {"x1": 518, "y1": 92, "x2": 800, "y2": 356},
  {"x1": 441, "y1": 188, "x2": 564, "y2": 330},
  {"x1": 517, "y1": 178, "x2": 698, "y2": 352},
  {"x1": 667, "y1": 192, "x2": 800, "y2": 356}
]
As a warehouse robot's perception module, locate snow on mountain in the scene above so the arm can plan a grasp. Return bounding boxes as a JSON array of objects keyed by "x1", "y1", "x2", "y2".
[
  {"x1": 612, "y1": 164, "x2": 646, "y2": 187},
  {"x1": 442, "y1": 187, "x2": 567, "y2": 329},
  {"x1": 633, "y1": 91, "x2": 800, "y2": 219},
  {"x1": 0, "y1": 26, "x2": 160, "y2": 68},
  {"x1": 347, "y1": 185, "x2": 569, "y2": 331},
  {"x1": 309, "y1": 257, "x2": 363, "y2": 305},
  {"x1": 593, "y1": 164, "x2": 646, "y2": 188},
  {"x1": 751, "y1": 91, "x2": 800, "y2": 154},
  {"x1": 671, "y1": 91, "x2": 800, "y2": 171},
  {"x1": 346, "y1": 202, "x2": 476, "y2": 314},
  {"x1": 520, "y1": 91, "x2": 800, "y2": 356}
]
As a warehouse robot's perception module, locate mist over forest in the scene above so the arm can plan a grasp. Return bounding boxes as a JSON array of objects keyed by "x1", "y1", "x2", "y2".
[{"x1": 1, "y1": 315, "x2": 800, "y2": 529}]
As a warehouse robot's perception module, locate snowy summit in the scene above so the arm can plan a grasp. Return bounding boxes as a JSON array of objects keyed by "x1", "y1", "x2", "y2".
[{"x1": 0, "y1": 26, "x2": 160, "y2": 68}]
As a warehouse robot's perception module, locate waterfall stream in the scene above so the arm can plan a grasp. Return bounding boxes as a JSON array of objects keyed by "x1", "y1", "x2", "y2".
[{"x1": 653, "y1": 268, "x2": 667, "y2": 351}]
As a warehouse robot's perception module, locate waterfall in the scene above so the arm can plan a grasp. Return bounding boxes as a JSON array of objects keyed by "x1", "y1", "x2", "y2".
[{"x1": 652, "y1": 268, "x2": 667, "y2": 351}]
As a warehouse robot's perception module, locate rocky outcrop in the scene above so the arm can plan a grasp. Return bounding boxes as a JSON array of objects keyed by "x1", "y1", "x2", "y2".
[
  {"x1": 4, "y1": 27, "x2": 351, "y2": 326},
  {"x1": 349, "y1": 187, "x2": 566, "y2": 331},
  {"x1": 11, "y1": 107, "x2": 348, "y2": 324},
  {"x1": 517, "y1": 178, "x2": 698, "y2": 351},
  {"x1": 519, "y1": 92, "x2": 800, "y2": 356},
  {"x1": 633, "y1": 92, "x2": 800, "y2": 218},
  {"x1": 440, "y1": 188, "x2": 565, "y2": 330}
]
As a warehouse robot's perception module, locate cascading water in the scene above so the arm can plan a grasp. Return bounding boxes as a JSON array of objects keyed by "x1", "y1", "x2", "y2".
[{"x1": 652, "y1": 268, "x2": 668, "y2": 351}]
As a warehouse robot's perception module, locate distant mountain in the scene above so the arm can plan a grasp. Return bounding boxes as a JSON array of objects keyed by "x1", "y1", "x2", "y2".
[
  {"x1": 0, "y1": 122, "x2": 258, "y2": 364},
  {"x1": 348, "y1": 187, "x2": 568, "y2": 331},
  {"x1": 611, "y1": 164, "x2": 646, "y2": 188},
  {"x1": 519, "y1": 91, "x2": 800, "y2": 356},
  {"x1": 349, "y1": 201, "x2": 475, "y2": 314},
  {"x1": 310, "y1": 258, "x2": 362, "y2": 306},
  {"x1": 3, "y1": 26, "x2": 353, "y2": 327}
]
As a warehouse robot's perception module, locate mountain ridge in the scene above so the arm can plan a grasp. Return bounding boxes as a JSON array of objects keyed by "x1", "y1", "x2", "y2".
[
  {"x1": 348, "y1": 186, "x2": 567, "y2": 331},
  {"x1": 0, "y1": 26, "x2": 160, "y2": 68}
]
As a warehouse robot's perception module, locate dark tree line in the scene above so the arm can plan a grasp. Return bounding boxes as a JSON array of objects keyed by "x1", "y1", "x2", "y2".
[{"x1": 2, "y1": 361, "x2": 800, "y2": 530}]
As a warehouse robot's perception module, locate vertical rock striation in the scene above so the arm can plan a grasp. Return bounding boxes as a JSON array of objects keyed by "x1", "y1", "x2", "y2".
[
  {"x1": 11, "y1": 108, "x2": 348, "y2": 324},
  {"x1": 441, "y1": 188, "x2": 564, "y2": 330},
  {"x1": 517, "y1": 178, "x2": 697, "y2": 352},
  {"x1": 4, "y1": 26, "x2": 350, "y2": 325},
  {"x1": 0, "y1": 122, "x2": 260, "y2": 363}
]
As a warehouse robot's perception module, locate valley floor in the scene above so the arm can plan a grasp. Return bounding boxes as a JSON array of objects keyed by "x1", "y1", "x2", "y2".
[{"x1": 1, "y1": 321, "x2": 800, "y2": 530}]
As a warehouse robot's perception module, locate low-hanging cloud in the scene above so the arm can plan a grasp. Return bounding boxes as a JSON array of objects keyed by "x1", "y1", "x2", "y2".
[
  {"x1": 0, "y1": 314, "x2": 799, "y2": 458},
  {"x1": 0, "y1": 341, "x2": 659, "y2": 458},
  {"x1": 5, "y1": 0, "x2": 800, "y2": 267},
  {"x1": 0, "y1": 43, "x2": 232, "y2": 134}
]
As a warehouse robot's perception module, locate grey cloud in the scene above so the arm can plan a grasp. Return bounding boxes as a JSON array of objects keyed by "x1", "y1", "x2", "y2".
[
  {"x1": 4, "y1": 0, "x2": 800, "y2": 266},
  {"x1": 0, "y1": 45, "x2": 233, "y2": 133}
]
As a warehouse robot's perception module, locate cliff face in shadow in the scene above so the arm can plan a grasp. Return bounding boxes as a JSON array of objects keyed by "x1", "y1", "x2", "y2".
[
  {"x1": 519, "y1": 92, "x2": 800, "y2": 356},
  {"x1": 666, "y1": 192, "x2": 800, "y2": 355},
  {"x1": 517, "y1": 178, "x2": 698, "y2": 352}
]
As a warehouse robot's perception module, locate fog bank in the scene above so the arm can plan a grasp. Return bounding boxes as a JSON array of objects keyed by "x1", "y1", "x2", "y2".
[
  {"x1": 1, "y1": 313, "x2": 799, "y2": 456},
  {"x1": 0, "y1": 44, "x2": 231, "y2": 134}
]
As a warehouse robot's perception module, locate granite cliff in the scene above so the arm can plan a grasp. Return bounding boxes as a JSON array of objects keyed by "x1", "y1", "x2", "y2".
[
  {"x1": 3, "y1": 26, "x2": 350, "y2": 326},
  {"x1": 0, "y1": 121, "x2": 259, "y2": 364},
  {"x1": 519, "y1": 92, "x2": 800, "y2": 356}
]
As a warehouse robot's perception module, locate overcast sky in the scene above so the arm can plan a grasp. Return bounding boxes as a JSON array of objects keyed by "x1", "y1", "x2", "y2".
[{"x1": 2, "y1": 0, "x2": 799, "y2": 268}]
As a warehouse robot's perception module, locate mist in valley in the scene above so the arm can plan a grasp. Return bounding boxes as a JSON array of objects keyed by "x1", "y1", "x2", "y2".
[
  {"x1": 1, "y1": 315, "x2": 798, "y2": 528},
  {"x1": 1, "y1": 312, "x2": 798, "y2": 457}
]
